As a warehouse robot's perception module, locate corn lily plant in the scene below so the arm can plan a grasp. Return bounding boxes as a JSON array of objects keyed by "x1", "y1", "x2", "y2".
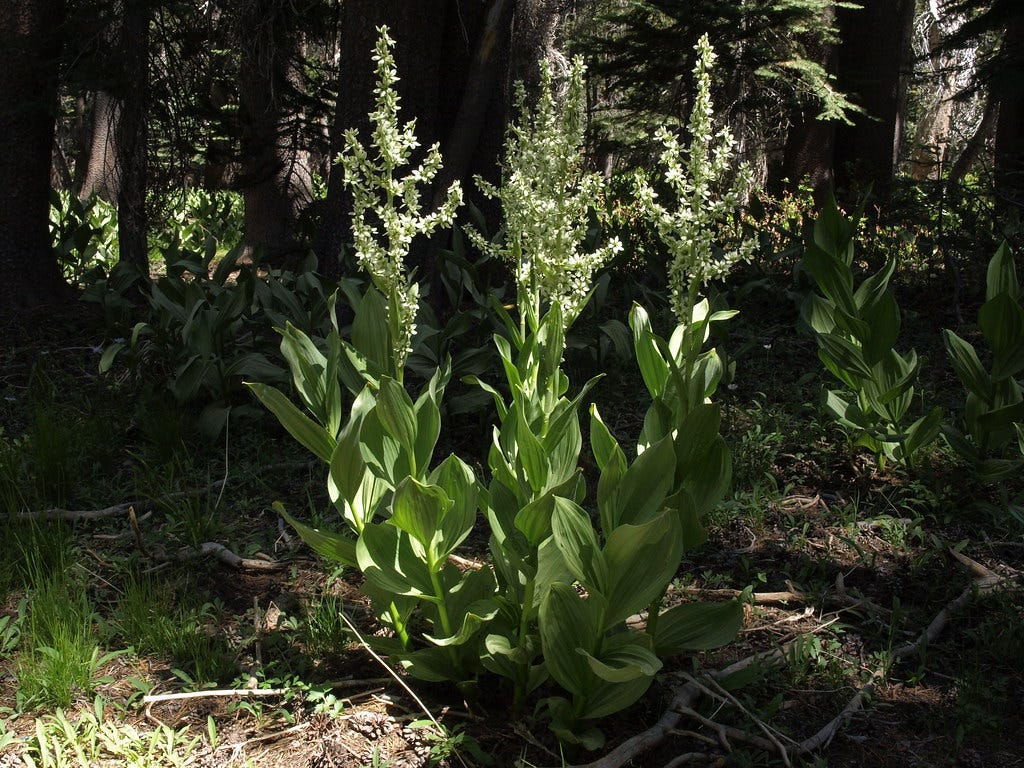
[
  {"x1": 249, "y1": 30, "x2": 743, "y2": 749},
  {"x1": 942, "y1": 242, "x2": 1024, "y2": 480},
  {"x1": 800, "y1": 195, "x2": 942, "y2": 469}
]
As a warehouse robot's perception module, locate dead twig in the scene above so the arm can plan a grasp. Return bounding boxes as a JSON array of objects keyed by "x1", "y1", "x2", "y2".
[
  {"x1": 176, "y1": 542, "x2": 286, "y2": 571},
  {"x1": 143, "y1": 687, "x2": 288, "y2": 704}
]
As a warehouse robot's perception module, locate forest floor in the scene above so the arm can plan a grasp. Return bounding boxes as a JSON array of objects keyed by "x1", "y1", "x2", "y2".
[{"x1": 1, "y1": 278, "x2": 1023, "y2": 768}]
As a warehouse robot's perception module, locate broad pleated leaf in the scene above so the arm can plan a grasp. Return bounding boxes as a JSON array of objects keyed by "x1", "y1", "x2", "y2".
[{"x1": 652, "y1": 600, "x2": 744, "y2": 655}]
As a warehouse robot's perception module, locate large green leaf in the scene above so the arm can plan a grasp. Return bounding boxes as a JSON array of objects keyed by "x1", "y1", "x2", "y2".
[
  {"x1": 328, "y1": 388, "x2": 375, "y2": 510},
  {"x1": 800, "y1": 293, "x2": 836, "y2": 336},
  {"x1": 817, "y1": 333, "x2": 873, "y2": 379},
  {"x1": 351, "y1": 286, "x2": 391, "y2": 373},
  {"x1": 356, "y1": 523, "x2": 435, "y2": 598},
  {"x1": 605, "y1": 435, "x2": 675, "y2": 530},
  {"x1": 278, "y1": 323, "x2": 329, "y2": 423},
  {"x1": 629, "y1": 304, "x2": 669, "y2": 398},
  {"x1": 680, "y1": 436, "x2": 732, "y2": 516},
  {"x1": 390, "y1": 477, "x2": 451, "y2": 563},
  {"x1": 860, "y1": 291, "x2": 901, "y2": 367},
  {"x1": 812, "y1": 190, "x2": 858, "y2": 261},
  {"x1": 551, "y1": 498, "x2": 607, "y2": 592},
  {"x1": 275, "y1": 502, "x2": 357, "y2": 567},
  {"x1": 979, "y1": 292, "x2": 1024, "y2": 380},
  {"x1": 589, "y1": 405, "x2": 620, "y2": 471},
  {"x1": 943, "y1": 330, "x2": 992, "y2": 402},
  {"x1": 900, "y1": 407, "x2": 943, "y2": 460},
  {"x1": 986, "y1": 241, "x2": 1019, "y2": 302},
  {"x1": 652, "y1": 599, "x2": 744, "y2": 656},
  {"x1": 578, "y1": 674, "x2": 654, "y2": 722},
  {"x1": 539, "y1": 583, "x2": 602, "y2": 696},
  {"x1": 376, "y1": 377, "x2": 418, "y2": 463},
  {"x1": 854, "y1": 259, "x2": 896, "y2": 312},
  {"x1": 579, "y1": 633, "x2": 661, "y2": 683},
  {"x1": 515, "y1": 407, "x2": 548, "y2": 493},
  {"x1": 515, "y1": 492, "x2": 556, "y2": 547},
  {"x1": 602, "y1": 510, "x2": 683, "y2": 628},
  {"x1": 247, "y1": 382, "x2": 335, "y2": 462},
  {"x1": 429, "y1": 454, "x2": 478, "y2": 532},
  {"x1": 414, "y1": 364, "x2": 450, "y2": 468},
  {"x1": 803, "y1": 244, "x2": 857, "y2": 318}
]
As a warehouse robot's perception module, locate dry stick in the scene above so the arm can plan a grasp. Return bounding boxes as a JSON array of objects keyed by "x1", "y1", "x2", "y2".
[
  {"x1": 143, "y1": 688, "x2": 289, "y2": 704},
  {"x1": 215, "y1": 722, "x2": 310, "y2": 752},
  {"x1": 794, "y1": 572, "x2": 1011, "y2": 756},
  {"x1": 682, "y1": 672, "x2": 796, "y2": 767},
  {"x1": 661, "y1": 752, "x2": 715, "y2": 768},
  {"x1": 337, "y1": 612, "x2": 471, "y2": 768},
  {"x1": 176, "y1": 542, "x2": 285, "y2": 571}
]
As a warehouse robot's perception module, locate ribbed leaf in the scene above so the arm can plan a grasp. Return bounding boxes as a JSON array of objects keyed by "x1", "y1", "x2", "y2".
[
  {"x1": 652, "y1": 600, "x2": 743, "y2": 655},
  {"x1": 276, "y1": 503, "x2": 357, "y2": 567},
  {"x1": 247, "y1": 382, "x2": 335, "y2": 462}
]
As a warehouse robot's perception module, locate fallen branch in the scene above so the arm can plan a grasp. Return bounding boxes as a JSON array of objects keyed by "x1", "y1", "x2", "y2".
[
  {"x1": 143, "y1": 687, "x2": 288, "y2": 704},
  {"x1": 568, "y1": 649, "x2": 786, "y2": 768},
  {"x1": 177, "y1": 542, "x2": 285, "y2": 571}
]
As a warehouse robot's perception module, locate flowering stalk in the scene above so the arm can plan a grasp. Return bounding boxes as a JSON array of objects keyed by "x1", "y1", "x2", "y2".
[
  {"x1": 467, "y1": 56, "x2": 621, "y2": 338},
  {"x1": 637, "y1": 33, "x2": 754, "y2": 410},
  {"x1": 338, "y1": 26, "x2": 463, "y2": 380}
]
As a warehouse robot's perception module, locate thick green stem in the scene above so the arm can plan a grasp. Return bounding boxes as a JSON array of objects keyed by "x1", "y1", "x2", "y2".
[
  {"x1": 429, "y1": 567, "x2": 460, "y2": 670},
  {"x1": 513, "y1": 574, "x2": 537, "y2": 709},
  {"x1": 645, "y1": 594, "x2": 664, "y2": 639}
]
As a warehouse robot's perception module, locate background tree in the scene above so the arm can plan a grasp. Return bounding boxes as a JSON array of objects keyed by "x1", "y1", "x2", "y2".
[
  {"x1": 234, "y1": 0, "x2": 315, "y2": 264},
  {"x1": 831, "y1": 0, "x2": 916, "y2": 201},
  {"x1": 0, "y1": 0, "x2": 72, "y2": 316}
]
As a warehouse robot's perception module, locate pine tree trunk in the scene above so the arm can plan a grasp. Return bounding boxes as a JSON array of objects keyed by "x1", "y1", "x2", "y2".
[
  {"x1": 995, "y1": 14, "x2": 1024, "y2": 212},
  {"x1": 0, "y1": 0, "x2": 72, "y2": 317},
  {"x1": 79, "y1": 91, "x2": 122, "y2": 202},
  {"x1": 833, "y1": 0, "x2": 915, "y2": 200},
  {"x1": 237, "y1": 0, "x2": 312, "y2": 266},
  {"x1": 117, "y1": 0, "x2": 149, "y2": 272}
]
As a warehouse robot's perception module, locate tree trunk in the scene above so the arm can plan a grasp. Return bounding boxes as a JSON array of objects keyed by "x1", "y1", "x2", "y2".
[
  {"x1": 117, "y1": 0, "x2": 149, "y2": 272},
  {"x1": 780, "y1": 3, "x2": 838, "y2": 203},
  {"x1": 994, "y1": 14, "x2": 1024, "y2": 212},
  {"x1": 910, "y1": 15, "x2": 958, "y2": 181},
  {"x1": 0, "y1": 0, "x2": 72, "y2": 317},
  {"x1": 79, "y1": 91, "x2": 122, "y2": 202},
  {"x1": 833, "y1": 0, "x2": 915, "y2": 201},
  {"x1": 237, "y1": 0, "x2": 312, "y2": 266}
]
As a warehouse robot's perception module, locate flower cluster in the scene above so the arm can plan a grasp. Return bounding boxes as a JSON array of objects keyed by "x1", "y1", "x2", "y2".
[
  {"x1": 638, "y1": 34, "x2": 755, "y2": 324},
  {"x1": 467, "y1": 57, "x2": 621, "y2": 330},
  {"x1": 338, "y1": 26, "x2": 463, "y2": 368}
]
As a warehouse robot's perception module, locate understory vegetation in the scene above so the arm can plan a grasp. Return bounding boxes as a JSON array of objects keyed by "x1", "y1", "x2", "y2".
[{"x1": 2, "y1": 28, "x2": 1024, "y2": 768}]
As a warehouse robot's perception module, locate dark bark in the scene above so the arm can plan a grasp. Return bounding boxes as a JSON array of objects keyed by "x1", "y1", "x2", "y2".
[
  {"x1": 237, "y1": 0, "x2": 312, "y2": 265},
  {"x1": 79, "y1": 90, "x2": 121, "y2": 202},
  {"x1": 833, "y1": 0, "x2": 915, "y2": 201},
  {"x1": 780, "y1": 4, "x2": 838, "y2": 203},
  {"x1": 994, "y1": 14, "x2": 1024, "y2": 212},
  {"x1": 117, "y1": 0, "x2": 149, "y2": 271},
  {"x1": 0, "y1": 0, "x2": 73, "y2": 317}
]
